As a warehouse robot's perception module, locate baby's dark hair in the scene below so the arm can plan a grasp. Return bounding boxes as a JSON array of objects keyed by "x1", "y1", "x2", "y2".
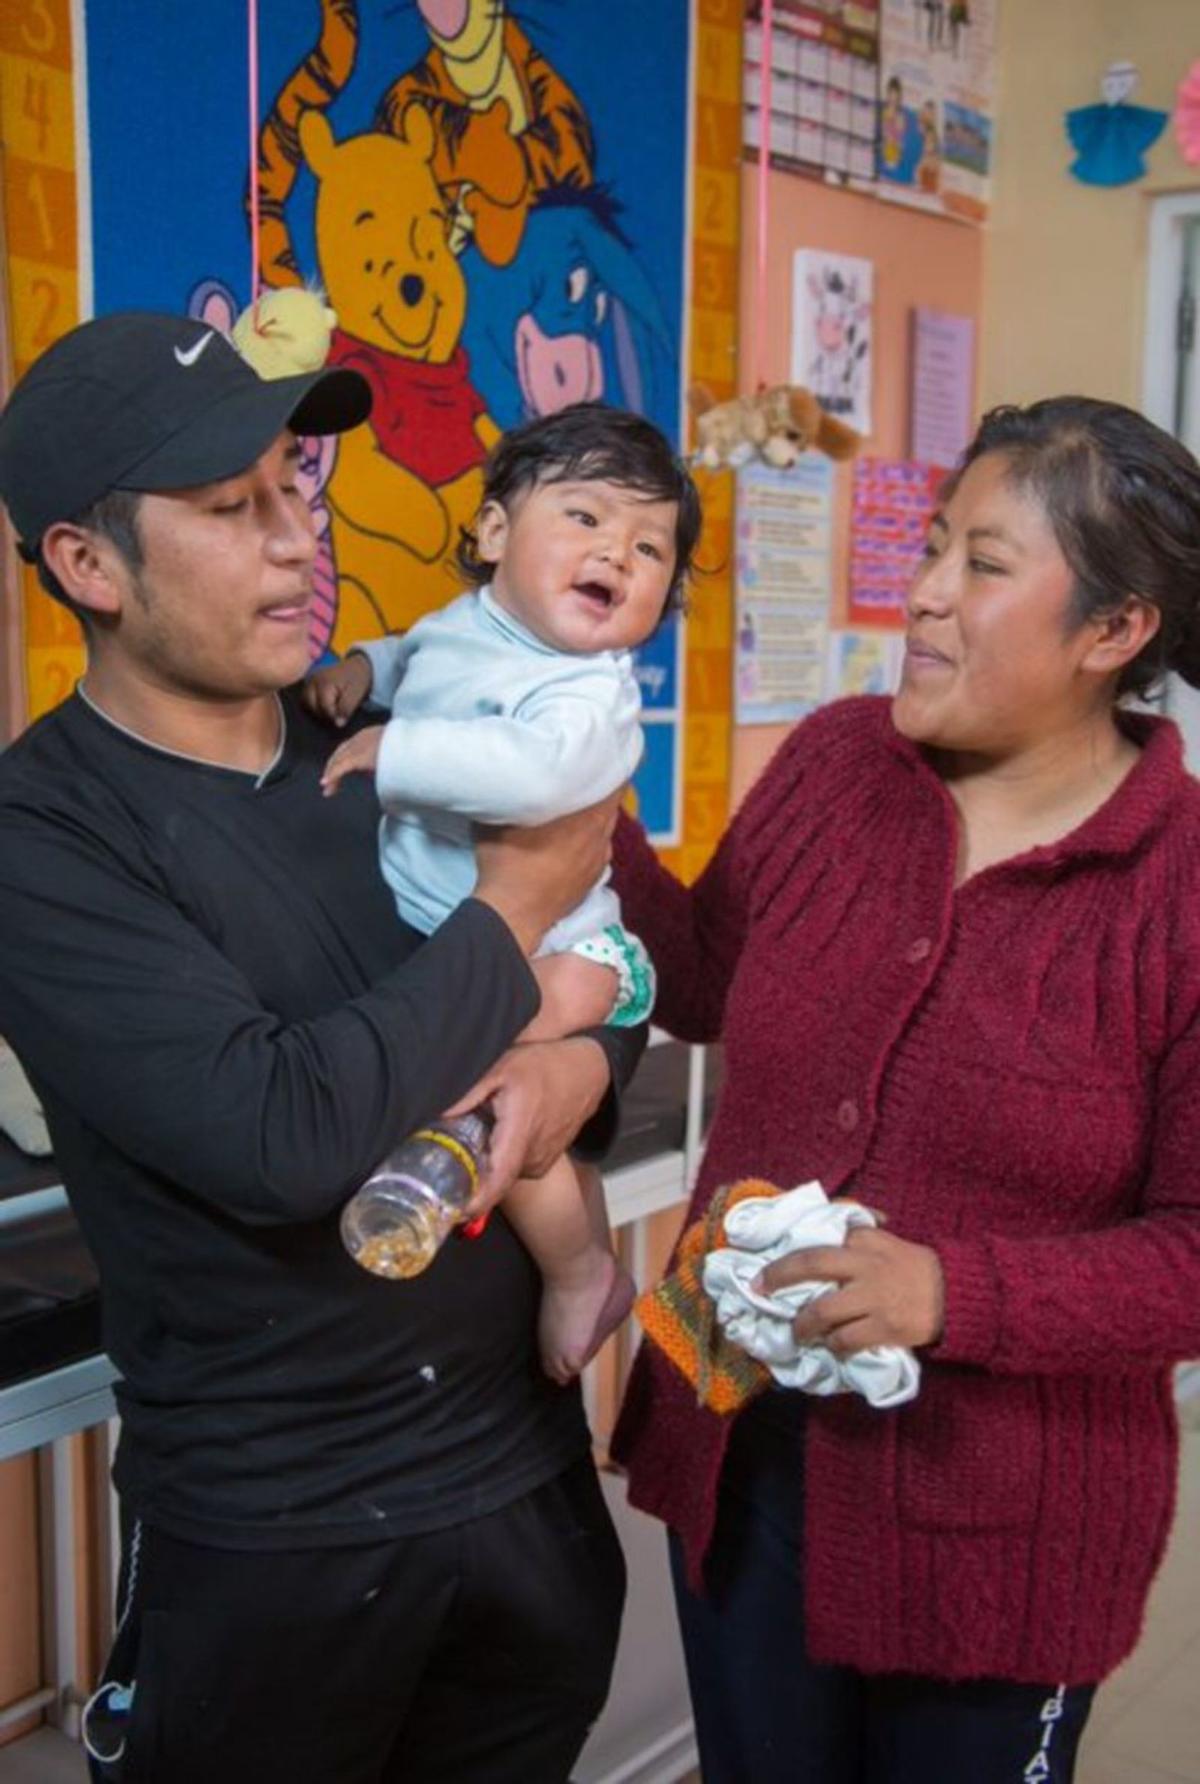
[{"x1": 458, "y1": 402, "x2": 702, "y2": 615}]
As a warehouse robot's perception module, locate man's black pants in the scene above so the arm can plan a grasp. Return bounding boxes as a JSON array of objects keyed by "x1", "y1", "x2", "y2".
[{"x1": 85, "y1": 1458, "x2": 626, "y2": 1784}]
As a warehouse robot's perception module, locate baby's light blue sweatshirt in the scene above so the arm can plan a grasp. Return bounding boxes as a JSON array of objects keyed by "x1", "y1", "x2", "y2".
[{"x1": 356, "y1": 586, "x2": 642, "y2": 953}]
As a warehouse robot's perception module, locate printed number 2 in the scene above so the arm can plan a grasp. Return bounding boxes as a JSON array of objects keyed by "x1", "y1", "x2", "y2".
[
  {"x1": 700, "y1": 174, "x2": 726, "y2": 234},
  {"x1": 31, "y1": 277, "x2": 59, "y2": 347}
]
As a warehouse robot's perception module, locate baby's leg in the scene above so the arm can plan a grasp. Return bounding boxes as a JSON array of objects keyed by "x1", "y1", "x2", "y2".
[
  {"x1": 506, "y1": 1156, "x2": 635, "y2": 1384},
  {"x1": 520, "y1": 954, "x2": 618, "y2": 1044},
  {"x1": 522, "y1": 927, "x2": 656, "y2": 1044}
]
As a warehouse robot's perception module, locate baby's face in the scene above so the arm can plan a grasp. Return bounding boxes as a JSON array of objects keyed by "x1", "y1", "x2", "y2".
[{"x1": 478, "y1": 476, "x2": 678, "y2": 655}]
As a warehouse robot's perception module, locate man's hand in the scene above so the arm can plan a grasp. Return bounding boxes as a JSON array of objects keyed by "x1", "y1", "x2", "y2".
[
  {"x1": 303, "y1": 652, "x2": 374, "y2": 728},
  {"x1": 321, "y1": 725, "x2": 386, "y2": 797},
  {"x1": 443, "y1": 1036, "x2": 609, "y2": 1215},
  {"x1": 757, "y1": 1226, "x2": 945, "y2": 1355},
  {"x1": 473, "y1": 793, "x2": 620, "y2": 955}
]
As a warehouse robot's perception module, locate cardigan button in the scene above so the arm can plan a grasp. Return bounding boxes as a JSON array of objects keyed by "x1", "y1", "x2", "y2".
[
  {"x1": 905, "y1": 936, "x2": 933, "y2": 964},
  {"x1": 836, "y1": 1098, "x2": 860, "y2": 1132}
]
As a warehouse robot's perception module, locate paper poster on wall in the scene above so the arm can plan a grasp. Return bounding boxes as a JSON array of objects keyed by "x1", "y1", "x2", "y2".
[
  {"x1": 910, "y1": 307, "x2": 975, "y2": 467},
  {"x1": 742, "y1": 1, "x2": 879, "y2": 188},
  {"x1": 848, "y1": 457, "x2": 944, "y2": 627},
  {"x1": 877, "y1": 0, "x2": 995, "y2": 224},
  {"x1": 792, "y1": 249, "x2": 874, "y2": 434},
  {"x1": 735, "y1": 458, "x2": 834, "y2": 725},
  {"x1": 824, "y1": 628, "x2": 906, "y2": 700}
]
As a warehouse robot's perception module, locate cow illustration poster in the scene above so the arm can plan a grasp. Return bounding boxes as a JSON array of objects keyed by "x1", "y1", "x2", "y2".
[
  {"x1": 81, "y1": 0, "x2": 691, "y2": 837},
  {"x1": 791, "y1": 248, "x2": 874, "y2": 435}
]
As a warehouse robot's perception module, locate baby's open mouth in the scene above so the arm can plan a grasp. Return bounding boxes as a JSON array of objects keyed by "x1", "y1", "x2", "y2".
[{"x1": 574, "y1": 580, "x2": 617, "y2": 608}]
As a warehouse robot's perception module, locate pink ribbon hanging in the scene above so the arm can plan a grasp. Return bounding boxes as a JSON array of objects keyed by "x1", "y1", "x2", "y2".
[
  {"x1": 248, "y1": 0, "x2": 262, "y2": 328},
  {"x1": 754, "y1": 0, "x2": 774, "y2": 392}
]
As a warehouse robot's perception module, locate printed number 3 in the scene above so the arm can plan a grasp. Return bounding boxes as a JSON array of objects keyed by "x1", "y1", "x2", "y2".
[{"x1": 22, "y1": 0, "x2": 57, "y2": 55}]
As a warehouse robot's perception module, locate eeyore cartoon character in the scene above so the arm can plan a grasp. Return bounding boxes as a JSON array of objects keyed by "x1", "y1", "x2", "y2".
[{"x1": 460, "y1": 184, "x2": 676, "y2": 429}]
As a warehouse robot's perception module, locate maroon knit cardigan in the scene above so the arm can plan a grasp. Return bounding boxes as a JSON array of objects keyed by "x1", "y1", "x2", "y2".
[{"x1": 611, "y1": 696, "x2": 1200, "y2": 1686}]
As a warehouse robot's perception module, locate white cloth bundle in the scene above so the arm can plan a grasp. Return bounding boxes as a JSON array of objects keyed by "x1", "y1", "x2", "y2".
[{"x1": 701, "y1": 1181, "x2": 920, "y2": 1409}]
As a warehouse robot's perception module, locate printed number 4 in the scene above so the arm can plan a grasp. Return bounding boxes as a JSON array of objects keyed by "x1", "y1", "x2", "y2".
[{"x1": 23, "y1": 72, "x2": 51, "y2": 154}]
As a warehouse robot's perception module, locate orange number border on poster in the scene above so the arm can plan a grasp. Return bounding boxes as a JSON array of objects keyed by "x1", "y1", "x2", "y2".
[
  {"x1": 1, "y1": 0, "x2": 85, "y2": 733},
  {"x1": 658, "y1": 0, "x2": 740, "y2": 884}
]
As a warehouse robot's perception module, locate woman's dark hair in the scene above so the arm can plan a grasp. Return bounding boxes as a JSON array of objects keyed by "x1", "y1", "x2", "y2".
[
  {"x1": 457, "y1": 401, "x2": 702, "y2": 617},
  {"x1": 958, "y1": 396, "x2": 1200, "y2": 699},
  {"x1": 34, "y1": 487, "x2": 144, "y2": 626}
]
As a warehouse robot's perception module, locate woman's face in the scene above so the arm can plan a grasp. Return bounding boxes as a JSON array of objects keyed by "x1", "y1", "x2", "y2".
[{"x1": 892, "y1": 452, "x2": 1110, "y2": 755}]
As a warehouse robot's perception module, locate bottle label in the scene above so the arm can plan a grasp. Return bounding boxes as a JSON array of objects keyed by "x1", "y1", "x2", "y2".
[{"x1": 411, "y1": 1128, "x2": 481, "y2": 1191}]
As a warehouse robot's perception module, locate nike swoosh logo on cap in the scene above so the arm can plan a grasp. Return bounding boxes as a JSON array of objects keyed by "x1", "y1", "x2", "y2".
[{"x1": 174, "y1": 330, "x2": 214, "y2": 368}]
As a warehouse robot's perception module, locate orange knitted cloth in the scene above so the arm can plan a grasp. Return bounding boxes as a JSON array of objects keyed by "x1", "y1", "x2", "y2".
[{"x1": 636, "y1": 1178, "x2": 782, "y2": 1415}]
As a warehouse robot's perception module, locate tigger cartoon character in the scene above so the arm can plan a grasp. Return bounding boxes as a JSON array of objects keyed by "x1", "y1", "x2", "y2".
[
  {"x1": 254, "y1": 0, "x2": 358, "y2": 290},
  {"x1": 374, "y1": 0, "x2": 595, "y2": 266},
  {"x1": 254, "y1": 1, "x2": 594, "y2": 287},
  {"x1": 299, "y1": 105, "x2": 499, "y2": 645}
]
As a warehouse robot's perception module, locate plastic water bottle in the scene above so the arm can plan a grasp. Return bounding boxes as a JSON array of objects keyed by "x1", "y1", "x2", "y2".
[{"x1": 340, "y1": 1109, "x2": 492, "y2": 1279}]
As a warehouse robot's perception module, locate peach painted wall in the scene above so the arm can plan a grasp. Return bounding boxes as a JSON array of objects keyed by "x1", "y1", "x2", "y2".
[
  {"x1": 729, "y1": 162, "x2": 985, "y2": 805},
  {"x1": 980, "y1": 0, "x2": 1199, "y2": 414}
]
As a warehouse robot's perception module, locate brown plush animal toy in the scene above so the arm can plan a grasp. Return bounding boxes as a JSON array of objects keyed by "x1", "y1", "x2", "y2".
[{"x1": 689, "y1": 383, "x2": 861, "y2": 470}]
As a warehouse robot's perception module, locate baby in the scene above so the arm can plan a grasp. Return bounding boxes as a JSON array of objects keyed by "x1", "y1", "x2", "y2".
[{"x1": 306, "y1": 402, "x2": 702, "y2": 1381}]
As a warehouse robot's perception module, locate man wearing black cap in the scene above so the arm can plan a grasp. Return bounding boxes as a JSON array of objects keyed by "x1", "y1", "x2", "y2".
[{"x1": 0, "y1": 313, "x2": 635, "y2": 1782}]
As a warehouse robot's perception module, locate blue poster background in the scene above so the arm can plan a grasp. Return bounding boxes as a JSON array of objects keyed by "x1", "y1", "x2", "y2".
[
  {"x1": 83, "y1": 0, "x2": 690, "y2": 839},
  {"x1": 85, "y1": 2, "x2": 687, "y2": 443}
]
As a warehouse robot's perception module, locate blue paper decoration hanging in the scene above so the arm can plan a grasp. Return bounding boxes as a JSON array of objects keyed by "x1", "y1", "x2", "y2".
[{"x1": 1066, "y1": 61, "x2": 1167, "y2": 187}]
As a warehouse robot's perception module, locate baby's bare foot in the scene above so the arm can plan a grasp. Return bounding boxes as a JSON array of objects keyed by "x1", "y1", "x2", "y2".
[{"x1": 539, "y1": 1251, "x2": 636, "y2": 1385}]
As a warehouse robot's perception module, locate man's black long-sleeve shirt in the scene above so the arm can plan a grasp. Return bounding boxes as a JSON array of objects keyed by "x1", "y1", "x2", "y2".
[{"x1": 0, "y1": 689, "x2": 639, "y2": 1547}]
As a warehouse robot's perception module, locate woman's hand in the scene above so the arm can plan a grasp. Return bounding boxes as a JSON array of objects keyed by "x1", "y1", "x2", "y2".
[{"x1": 757, "y1": 1227, "x2": 945, "y2": 1354}]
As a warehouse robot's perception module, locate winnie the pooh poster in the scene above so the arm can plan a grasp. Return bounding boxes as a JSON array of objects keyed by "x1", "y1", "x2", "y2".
[{"x1": 80, "y1": 0, "x2": 690, "y2": 836}]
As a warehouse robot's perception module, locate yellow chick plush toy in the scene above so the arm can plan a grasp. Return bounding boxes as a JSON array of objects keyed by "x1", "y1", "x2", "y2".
[{"x1": 232, "y1": 286, "x2": 337, "y2": 378}]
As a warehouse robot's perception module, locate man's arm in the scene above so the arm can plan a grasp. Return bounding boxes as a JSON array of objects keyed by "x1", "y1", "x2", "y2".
[
  {"x1": 0, "y1": 807, "x2": 535, "y2": 1223},
  {"x1": 0, "y1": 795, "x2": 614, "y2": 1224},
  {"x1": 571, "y1": 1021, "x2": 647, "y2": 1159}
]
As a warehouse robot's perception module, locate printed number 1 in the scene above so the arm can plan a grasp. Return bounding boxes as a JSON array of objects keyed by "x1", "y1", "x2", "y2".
[{"x1": 27, "y1": 169, "x2": 54, "y2": 252}]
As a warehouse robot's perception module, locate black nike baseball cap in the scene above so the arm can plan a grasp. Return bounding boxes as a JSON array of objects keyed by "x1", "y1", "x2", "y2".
[{"x1": 0, "y1": 310, "x2": 372, "y2": 554}]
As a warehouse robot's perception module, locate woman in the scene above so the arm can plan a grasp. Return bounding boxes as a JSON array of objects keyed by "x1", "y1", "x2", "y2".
[{"x1": 611, "y1": 397, "x2": 1200, "y2": 1783}]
